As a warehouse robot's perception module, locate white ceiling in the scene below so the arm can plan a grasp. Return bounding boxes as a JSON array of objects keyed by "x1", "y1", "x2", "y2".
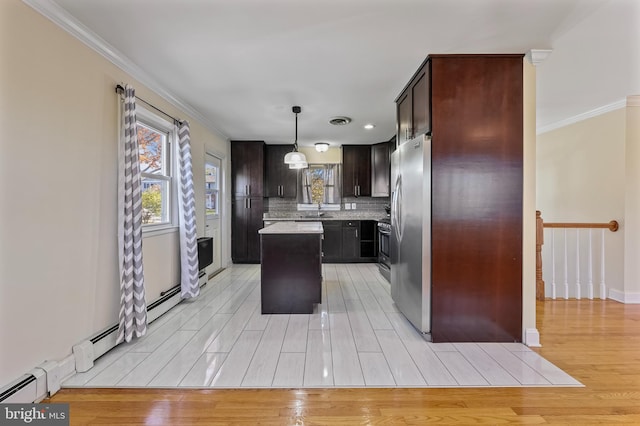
[{"x1": 36, "y1": 0, "x2": 640, "y2": 146}]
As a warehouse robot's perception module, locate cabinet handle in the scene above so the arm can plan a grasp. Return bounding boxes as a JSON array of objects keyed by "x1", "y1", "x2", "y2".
[
  {"x1": 355, "y1": 229, "x2": 358, "y2": 238},
  {"x1": 245, "y1": 185, "x2": 248, "y2": 195},
  {"x1": 248, "y1": 185, "x2": 251, "y2": 195},
  {"x1": 249, "y1": 198, "x2": 252, "y2": 209},
  {"x1": 245, "y1": 198, "x2": 248, "y2": 209},
  {"x1": 279, "y1": 185, "x2": 283, "y2": 197}
]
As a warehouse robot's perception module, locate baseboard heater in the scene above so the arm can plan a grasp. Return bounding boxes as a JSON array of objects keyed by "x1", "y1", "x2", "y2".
[{"x1": 0, "y1": 273, "x2": 208, "y2": 404}]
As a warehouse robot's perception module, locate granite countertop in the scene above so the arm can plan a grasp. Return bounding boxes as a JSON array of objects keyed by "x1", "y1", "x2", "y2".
[
  {"x1": 263, "y1": 212, "x2": 388, "y2": 222},
  {"x1": 258, "y1": 221, "x2": 324, "y2": 235}
]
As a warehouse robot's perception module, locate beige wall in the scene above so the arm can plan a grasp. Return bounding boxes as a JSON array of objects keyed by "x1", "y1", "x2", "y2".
[
  {"x1": 624, "y1": 97, "x2": 640, "y2": 299},
  {"x1": 522, "y1": 60, "x2": 537, "y2": 343},
  {"x1": 0, "y1": 0, "x2": 229, "y2": 387},
  {"x1": 537, "y1": 109, "x2": 626, "y2": 298}
]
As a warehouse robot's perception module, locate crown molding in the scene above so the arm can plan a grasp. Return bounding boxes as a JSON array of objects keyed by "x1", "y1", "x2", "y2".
[
  {"x1": 21, "y1": 0, "x2": 228, "y2": 141},
  {"x1": 537, "y1": 99, "x2": 627, "y2": 134},
  {"x1": 525, "y1": 49, "x2": 553, "y2": 67}
]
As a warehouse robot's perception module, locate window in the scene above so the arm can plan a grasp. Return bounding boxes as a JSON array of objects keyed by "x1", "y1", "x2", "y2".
[
  {"x1": 297, "y1": 164, "x2": 341, "y2": 210},
  {"x1": 137, "y1": 109, "x2": 175, "y2": 228},
  {"x1": 205, "y1": 161, "x2": 219, "y2": 217}
]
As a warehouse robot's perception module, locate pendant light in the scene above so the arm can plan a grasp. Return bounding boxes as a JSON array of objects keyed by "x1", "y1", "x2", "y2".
[{"x1": 283, "y1": 106, "x2": 308, "y2": 168}]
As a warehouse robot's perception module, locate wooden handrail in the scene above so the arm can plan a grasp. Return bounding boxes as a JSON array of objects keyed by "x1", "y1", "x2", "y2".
[
  {"x1": 543, "y1": 221, "x2": 619, "y2": 232},
  {"x1": 536, "y1": 211, "x2": 619, "y2": 301}
]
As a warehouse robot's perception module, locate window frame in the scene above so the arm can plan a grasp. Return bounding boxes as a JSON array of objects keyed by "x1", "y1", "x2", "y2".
[
  {"x1": 136, "y1": 106, "x2": 179, "y2": 235},
  {"x1": 205, "y1": 160, "x2": 220, "y2": 219}
]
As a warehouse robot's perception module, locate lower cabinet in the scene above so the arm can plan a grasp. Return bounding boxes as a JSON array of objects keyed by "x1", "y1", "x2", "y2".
[
  {"x1": 321, "y1": 220, "x2": 377, "y2": 263},
  {"x1": 231, "y1": 196, "x2": 263, "y2": 263}
]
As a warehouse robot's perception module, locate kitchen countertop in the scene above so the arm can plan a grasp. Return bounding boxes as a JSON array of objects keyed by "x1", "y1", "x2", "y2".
[
  {"x1": 263, "y1": 212, "x2": 388, "y2": 222},
  {"x1": 258, "y1": 221, "x2": 324, "y2": 235}
]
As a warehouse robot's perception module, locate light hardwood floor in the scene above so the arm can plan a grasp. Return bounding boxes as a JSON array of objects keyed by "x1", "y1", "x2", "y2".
[{"x1": 48, "y1": 296, "x2": 640, "y2": 424}]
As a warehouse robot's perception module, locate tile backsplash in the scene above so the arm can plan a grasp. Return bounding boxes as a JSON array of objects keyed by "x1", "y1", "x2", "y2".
[{"x1": 266, "y1": 196, "x2": 389, "y2": 215}]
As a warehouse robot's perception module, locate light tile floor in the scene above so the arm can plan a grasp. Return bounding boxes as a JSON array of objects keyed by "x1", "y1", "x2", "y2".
[{"x1": 63, "y1": 264, "x2": 581, "y2": 389}]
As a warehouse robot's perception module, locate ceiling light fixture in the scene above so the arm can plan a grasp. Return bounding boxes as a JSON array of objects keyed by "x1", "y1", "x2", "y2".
[
  {"x1": 283, "y1": 106, "x2": 308, "y2": 168},
  {"x1": 315, "y1": 142, "x2": 330, "y2": 152},
  {"x1": 364, "y1": 123, "x2": 375, "y2": 130}
]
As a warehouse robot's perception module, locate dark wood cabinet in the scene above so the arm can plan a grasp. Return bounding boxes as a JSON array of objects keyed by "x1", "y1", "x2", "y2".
[
  {"x1": 320, "y1": 220, "x2": 377, "y2": 263},
  {"x1": 371, "y1": 141, "x2": 391, "y2": 197},
  {"x1": 231, "y1": 141, "x2": 265, "y2": 263},
  {"x1": 342, "y1": 145, "x2": 371, "y2": 197},
  {"x1": 321, "y1": 221, "x2": 342, "y2": 262},
  {"x1": 265, "y1": 144, "x2": 297, "y2": 198},
  {"x1": 396, "y1": 60, "x2": 431, "y2": 142},
  {"x1": 231, "y1": 141, "x2": 264, "y2": 197},
  {"x1": 341, "y1": 221, "x2": 359, "y2": 261},
  {"x1": 395, "y1": 54, "x2": 523, "y2": 343}
]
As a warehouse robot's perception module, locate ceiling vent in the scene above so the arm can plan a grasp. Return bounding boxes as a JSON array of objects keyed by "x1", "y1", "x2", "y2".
[{"x1": 329, "y1": 116, "x2": 352, "y2": 126}]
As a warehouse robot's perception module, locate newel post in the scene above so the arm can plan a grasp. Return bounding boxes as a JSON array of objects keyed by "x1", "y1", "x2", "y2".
[{"x1": 536, "y1": 210, "x2": 545, "y2": 300}]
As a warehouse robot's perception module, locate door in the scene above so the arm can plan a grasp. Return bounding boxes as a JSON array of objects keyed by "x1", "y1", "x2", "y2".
[{"x1": 205, "y1": 153, "x2": 223, "y2": 275}]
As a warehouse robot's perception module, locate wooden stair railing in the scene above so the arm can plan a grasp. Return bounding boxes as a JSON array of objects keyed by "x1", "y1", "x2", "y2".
[{"x1": 535, "y1": 210, "x2": 619, "y2": 301}]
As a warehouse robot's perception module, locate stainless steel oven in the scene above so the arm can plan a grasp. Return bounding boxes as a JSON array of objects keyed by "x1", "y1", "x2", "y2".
[{"x1": 378, "y1": 219, "x2": 391, "y2": 282}]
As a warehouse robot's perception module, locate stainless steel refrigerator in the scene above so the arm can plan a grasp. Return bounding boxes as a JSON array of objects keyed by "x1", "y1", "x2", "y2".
[{"x1": 390, "y1": 134, "x2": 432, "y2": 337}]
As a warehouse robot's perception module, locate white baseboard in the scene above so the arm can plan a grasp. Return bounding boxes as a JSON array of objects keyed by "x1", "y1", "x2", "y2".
[
  {"x1": 524, "y1": 328, "x2": 541, "y2": 347},
  {"x1": 609, "y1": 288, "x2": 640, "y2": 304}
]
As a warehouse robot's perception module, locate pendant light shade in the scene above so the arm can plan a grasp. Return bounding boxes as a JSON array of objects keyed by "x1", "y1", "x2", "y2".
[{"x1": 284, "y1": 106, "x2": 307, "y2": 168}]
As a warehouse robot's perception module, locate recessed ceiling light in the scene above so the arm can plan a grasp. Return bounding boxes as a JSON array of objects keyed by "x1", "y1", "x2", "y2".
[
  {"x1": 329, "y1": 116, "x2": 352, "y2": 126},
  {"x1": 364, "y1": 123, "x2": 375, "y2": 130}
]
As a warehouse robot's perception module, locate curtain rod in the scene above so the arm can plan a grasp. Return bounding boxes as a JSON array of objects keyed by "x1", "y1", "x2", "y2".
[{"x1": 115, "y1": 84, "x2": 183, "y2": 125}]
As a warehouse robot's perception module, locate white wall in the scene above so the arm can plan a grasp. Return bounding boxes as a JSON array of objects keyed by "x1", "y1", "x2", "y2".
[
  {"x1": 0, "y1": 0, "x2": 229, "y2": 387},
  {"x1": 537, "y1": 109, "x2": 626, "y2": 298}
]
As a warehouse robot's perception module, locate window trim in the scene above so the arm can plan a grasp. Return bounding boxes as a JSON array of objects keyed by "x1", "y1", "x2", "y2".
[{"x1": 136, "y1": 105, "x2": 179, "y2": 236}]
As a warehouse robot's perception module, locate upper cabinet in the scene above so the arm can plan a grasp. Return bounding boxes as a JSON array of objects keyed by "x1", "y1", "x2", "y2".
[
  {"x1": 265, "y1": 144, "x2": 297, "y2": 198},
  {"x1": 342, "y1": 145, "x2": 371, "y2": 197},
  {"x1": 231, "y1": 141, "x2": 264, "y2": 197},
  {"x1": 396, "y1": 59, "x2": 431, "y2": 143},
  {"x1": 371, "y1": 141, "x2": 391, "y2": 197}
]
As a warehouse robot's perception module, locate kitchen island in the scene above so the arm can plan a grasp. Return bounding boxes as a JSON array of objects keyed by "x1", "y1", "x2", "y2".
[{"x1": 258, "y1": 221, "x2": 323, "y2": 314}]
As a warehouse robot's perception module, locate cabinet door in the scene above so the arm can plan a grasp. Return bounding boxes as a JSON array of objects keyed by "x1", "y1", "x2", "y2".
[
  {"x1": 342, "y1": 145, "x2": 371, "y2": 197},
  {"x1": 265, "y1": 145, "x2": 297, "y2": 198},
  {"x1": 397, "y1": 90, "x2": 412, "y2": 144},
  {"x1": 371, "y1": 142, "x2": 390, "y2": 197},
  {"x1": 231, "y1": 141, "x2": 264, "y2": 197},
  {"x1": 342, "y1": 221, "x2": 359, "y2": 260},
  {"x1": 231, "y1": 143, "x2": 250, "y2": 197},
  {"x1": 247, "y1": 197, "x2": 264, "y2": 263},
  {"x1": 322, "y1": 221, "x2": 342, "y2": 262},
  {"x1": 412, "y1": 62, "x2": 431, "y2": 136},
  {"x1": 231, "y1": 197, "x2": 248, "y2": 261}
]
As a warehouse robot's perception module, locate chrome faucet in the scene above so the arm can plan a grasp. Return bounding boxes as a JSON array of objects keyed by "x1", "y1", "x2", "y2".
[{"x1": 317, "y1": 202, "x2": 322, "y2": 217}]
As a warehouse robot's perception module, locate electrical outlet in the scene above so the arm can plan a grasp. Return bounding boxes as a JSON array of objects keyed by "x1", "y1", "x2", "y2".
[
  {"x1": 345, "y1": 203, "x2": 351, "y2": 210},
  {"x1": 351, "y1": 203, "x2": 357, "y2": 210}
]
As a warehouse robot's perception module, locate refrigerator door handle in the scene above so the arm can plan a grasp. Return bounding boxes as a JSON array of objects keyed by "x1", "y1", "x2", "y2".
[{"x1": 392, "y1": 175, "x2": 402, "y2": 241}]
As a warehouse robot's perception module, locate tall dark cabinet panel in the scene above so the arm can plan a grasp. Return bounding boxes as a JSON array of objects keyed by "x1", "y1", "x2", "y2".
[
  {"x1": 395, "y1": 54, "x2": 523, "y2": 343},
  {"x1": 231, "y1": 141, "x2": 265, "y2": 263},
  {"x1": 371, "y1": 141, "x2": 391, "y2": 197},
  {"x1": 432, "y1": 55, "x2": 522, "y2": 342},
  {"x1": 342, "y1": 145, "x2": 371, "y2": 197},
  {"x1": 265, "y1": 144, "x2": 297, "y2": 198}
]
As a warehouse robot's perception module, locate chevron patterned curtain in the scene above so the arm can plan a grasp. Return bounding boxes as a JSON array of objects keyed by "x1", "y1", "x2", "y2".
[
  {"x1": 177, "y1": 122, "x2": 200, "y2": 298},
  {"x1": 117, "y1": 84, "x2": 147, "y2": 344}
]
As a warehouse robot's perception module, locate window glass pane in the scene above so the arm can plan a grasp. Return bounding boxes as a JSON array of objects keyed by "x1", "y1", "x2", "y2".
[
  {"x1": 310, "y1": 167, "x2": 324, "y2": 204},
  {"x1": 205, "y1": 163, "x2": 218, "y2": 190},
  {"x1": 206, "y1": 190, "x2": 218, "y2": 216},
  {"x1": 138, "y1": 124, "x2": 165, "y2": 175},
  {"x1": 141, "y1": 178, "x2": 169, "y2": 224}
]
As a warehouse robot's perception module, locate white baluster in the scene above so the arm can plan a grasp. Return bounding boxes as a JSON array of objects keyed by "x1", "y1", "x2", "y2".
[
  {"x1": 588, "y1": 229, "x2": 594, "y2": 299},
  {"x1": 564, "y1": 228, "x2": 569, "y2": 299},
  {"x1": 600, "y1": 228, "x2": 606, "y2": 299},
  {"x1": 551, "y1": 229, "x2": 556, "y2": 300},
  {"x1": 575, "y1": 229, "x2": 581, "y2": 299}
]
